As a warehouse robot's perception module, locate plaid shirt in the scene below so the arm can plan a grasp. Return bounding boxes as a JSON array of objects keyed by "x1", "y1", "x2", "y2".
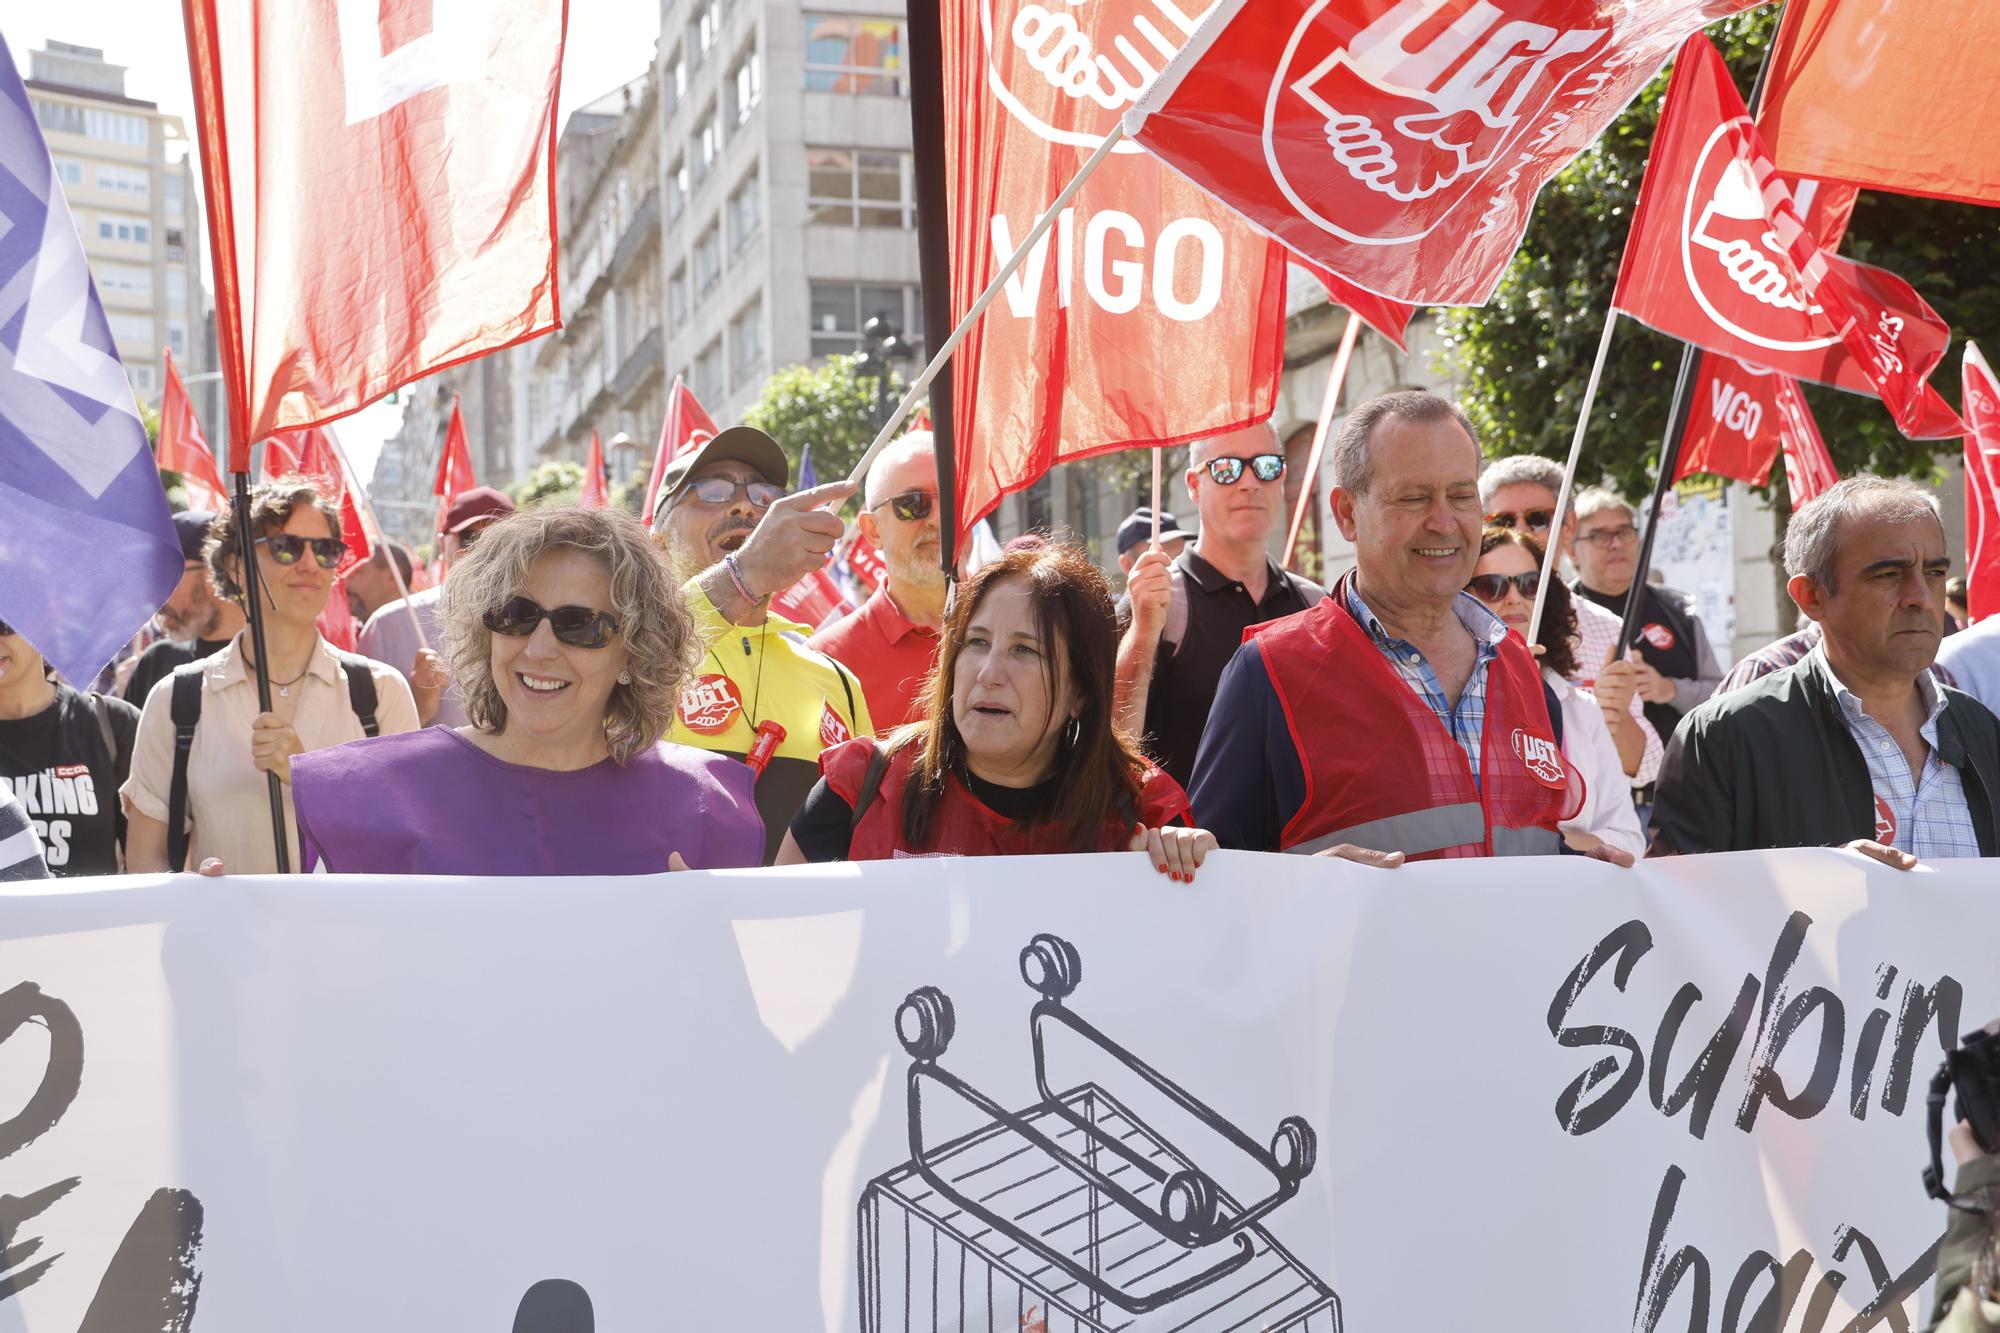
[
  {"x1": 1344, "y1": 583, "x2": 1505, "y2": 789},
  {"x1": 1813, "y1": 647, "x2": 1984, "y2": 859}
]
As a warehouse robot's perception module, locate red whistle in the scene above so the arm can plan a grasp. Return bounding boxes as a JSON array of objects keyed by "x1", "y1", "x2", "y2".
[{"x1": 746, "y1": 719, "x2": 787, "y2": 777}]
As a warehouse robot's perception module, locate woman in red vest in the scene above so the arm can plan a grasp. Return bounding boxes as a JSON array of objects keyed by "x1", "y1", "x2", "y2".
[{"x1": 775, "y1": 542, "x2": 1216, "y2": 879}]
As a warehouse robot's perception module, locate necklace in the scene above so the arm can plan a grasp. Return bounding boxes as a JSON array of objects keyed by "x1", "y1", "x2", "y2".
[{"x1": 244, "y1": 651, "x2": 311, "y2": 698}]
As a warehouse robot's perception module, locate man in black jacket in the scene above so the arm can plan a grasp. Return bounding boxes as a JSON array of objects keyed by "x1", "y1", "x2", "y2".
[{"x1": 1651, "y1": 477, "x2": 2000, "y2": 865}]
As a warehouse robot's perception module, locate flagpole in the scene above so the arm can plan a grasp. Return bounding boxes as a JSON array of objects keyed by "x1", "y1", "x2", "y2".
[
  {"x1": 904, "y1": 0, "x2": 961, "y2": 579},
  {"x1": 844, "y1": 125, "x2": 1129, "y2": 491},
  {"x1": 326, "y1": 431, "x2": 431, "y2": 652},
  {"x1": 1528, "y1": 310, "x2": 1621, "y2": 645},
  {"x1": 1284, "y1": 312, "x2": 1361, "y2": 570},
  {"x1": 1150, "y1": 449, "x2": 1163, "y2": 546},
  {"x1": 227, "y1": 465, "x2": 292, "y2": 872}
]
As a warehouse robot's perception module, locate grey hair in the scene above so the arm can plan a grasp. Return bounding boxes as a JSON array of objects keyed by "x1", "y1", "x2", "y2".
[
  {"x1": 1783, "y1": 475, "x2": 1943, "y2": 592},
  {"x1": 1330, "y1": 390, "x2": 1479, "y2": 497},
  {"x1": 1478, "y1": 454, "x2": 1566, "y2": 509},
  {"x1": 1187, "y1": 419, "x2": 1281, "y2": 470},
  {"x1": 442, "y1": 506, "x2": 701, "y2": 765},
  {"x1": 865, "y1": 431, "x2": 933, "y2": 508},
  {"x1": 1571, "y1": 486, "x2": 1634, "y2": 526}
]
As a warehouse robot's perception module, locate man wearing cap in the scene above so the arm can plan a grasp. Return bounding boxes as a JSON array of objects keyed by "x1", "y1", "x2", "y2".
[
  {"x1": 652, "y1": 425, "x2": 871, "y2": 860},
  {"x1": 359, "y1": 485, "x2": 515, "y2": 728},
  {"x1": 1115, "y1": 507, "x2": 1185, "y2": 580},
  {"x1": 122, "y1": 510, "x2": 249, "y2": 705},
  {"x1": 807, "y1": 432, "x2": 944, "y2": 733},
  {"x1": 1114, "y1": 421, "x2": 1323, "y2": 790}
]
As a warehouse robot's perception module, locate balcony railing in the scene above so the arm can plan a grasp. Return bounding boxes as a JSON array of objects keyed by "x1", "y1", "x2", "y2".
[
  {"x1": 612, "y1": 326, "x2": 663, "y2": 404},
  {"x1": 609, "y1": 189, "x2": 660, "y2": 285}
]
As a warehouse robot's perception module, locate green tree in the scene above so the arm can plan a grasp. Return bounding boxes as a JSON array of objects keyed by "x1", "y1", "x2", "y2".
[
  {"x1": 742, "y1": 353, "x2": 911, "y2": 484},
  {"x1": 1438, "y1": 9, "x2": 2000, "y2": 506},
  {"x1": 511, "y1": 460, "x2": 585, "y2": 510}
]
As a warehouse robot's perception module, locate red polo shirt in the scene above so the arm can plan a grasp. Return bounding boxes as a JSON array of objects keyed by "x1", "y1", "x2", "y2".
[{"x1": 806, "y1": 586, "x2": 940, "y2": 732}]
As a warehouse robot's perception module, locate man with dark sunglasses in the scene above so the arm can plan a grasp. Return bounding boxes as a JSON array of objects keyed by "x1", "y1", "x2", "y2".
[
  {"x1": 360, "y1": 486, "x2": 515, "y2": 728},
  {"x1": 1114, "y1": 421, "x2": 1323, "y2": 790},
  {"x1": 652, "y1": 425, "x2": 872, "y2": 860},
  {"x1": 808, "y1": 432, "x2": 944, "y2": 732}
]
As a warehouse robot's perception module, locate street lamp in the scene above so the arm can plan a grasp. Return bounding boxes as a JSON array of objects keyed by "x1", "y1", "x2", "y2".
[
  {"x1": 855, "y1": 314, "x2": 903, "y2": 430},
  {"x1": 606, "y1": 431, "x2": 638, "y2": 485}
]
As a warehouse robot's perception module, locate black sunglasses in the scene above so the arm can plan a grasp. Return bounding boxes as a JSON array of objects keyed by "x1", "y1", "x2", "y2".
[
  {"x1": 1466, "y1": 571, "x2": 1542, "y2": 603},
  {"x1": 869, "y1": 490, "x2": 936, "y2": 522},
  {"x1": 481, "y1": 596, "x2": 622, "y2": 649},
  {"x1": 257, "y1": 535, "x2": 346, "y2": 568},
  {"x1": 1486, "y1": 508, "x2": 1554, "y2": 533},
  {"x1": 1203, "y1": 454, "x2": 1285, "y2": 486}
]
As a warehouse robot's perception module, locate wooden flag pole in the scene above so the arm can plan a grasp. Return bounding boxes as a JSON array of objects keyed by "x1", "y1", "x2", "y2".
[
  {"x1": 1283, "y1": 312, "x2": 1361, "y2": 570},
  {"x1": 1527, "y1": 310, "x2": 1621, "y2": 646},
  {"x1": 844, "y1": 125, "x2": 1129, "y2": 492},
  {"x1": 1150, "y1": 449, "x2": 1163, "y2": 546}
]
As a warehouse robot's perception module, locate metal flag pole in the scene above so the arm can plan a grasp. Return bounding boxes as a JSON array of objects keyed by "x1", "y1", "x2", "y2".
[
  {"x1": 903, "y1": 0, "x2": 961, "y2": 579},
  {"x1": 844, "y1": 125, "x2": 1129, "y2": 492},
  {"x1": 228, "y1": 464, "x2": 291, "y2": 872},
  {"x1": 1284, "y1": 312, "x2": 1361, "y2": 570},
  {"x1": 1527, "y1": 310, "x2": 1622, "y2": 646}
]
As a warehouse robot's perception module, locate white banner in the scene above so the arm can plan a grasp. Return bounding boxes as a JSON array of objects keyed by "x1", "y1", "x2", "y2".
[{"x1": 0, "y1": 850, "x2": 1988, "y2": 1331}]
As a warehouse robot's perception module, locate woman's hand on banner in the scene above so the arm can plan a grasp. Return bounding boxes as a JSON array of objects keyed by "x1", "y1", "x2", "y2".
[
  {"x1": 197, "y1": 858, "x2": 226, "y2": 877},
  {"x1": 1131, "y1": 824, "x2": 1218, "y2": 883},
  {"x1": 1312, "y1": 844, "x2": 1405, "y2": 869},
  {"x1": 1842, "y1": 838, "x2": 1919, "y2": 871},
  {"x1": 1584, "y1": 843, "x2": 1635, "y2": 868},
  {"x1": 669, "y1": 852, "x2": 689, "y2": 871}
]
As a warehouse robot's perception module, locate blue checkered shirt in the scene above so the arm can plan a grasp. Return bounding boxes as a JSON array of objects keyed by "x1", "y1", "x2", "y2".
[
  {"x1": 1343, "y1": 583, "x2": 1507, "y2": 790},
  {"x1": 1813, "y1": 647, "x2": 1984, "y2": 859}
]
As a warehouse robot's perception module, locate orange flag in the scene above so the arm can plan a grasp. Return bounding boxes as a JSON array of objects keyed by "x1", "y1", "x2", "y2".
[
  {"x1": 157, "y1": 349, "x2": 227, "y2": 511},
  {"x1": 581, "y1": 430, "x2": 608, "y2": 509}
]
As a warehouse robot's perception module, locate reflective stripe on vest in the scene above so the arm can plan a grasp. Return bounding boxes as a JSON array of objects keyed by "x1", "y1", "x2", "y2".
[{"x1": 1286, "y1": 802, "x2": 1486, "y2": 857}]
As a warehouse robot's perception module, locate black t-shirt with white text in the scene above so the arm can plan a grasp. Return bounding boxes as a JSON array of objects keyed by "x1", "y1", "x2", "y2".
[{"x1": 0, "y1": 685, "x2": 139, "y2": 876}]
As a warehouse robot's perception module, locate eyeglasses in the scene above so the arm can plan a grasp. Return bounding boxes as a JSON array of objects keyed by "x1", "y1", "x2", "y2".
[
  {"x1": 1576, "y1": 523, "x2": 1640, "y2": 548},
  {"x1": 1487, "y1": 508, "x2": 1554, "y2": 533},
  {"x1": 684, "y1": 476, "x2": 785, "y2": 508},
  {"x1": 869, "y1": 490, "x2": 936, "y2": 522},
  {"x1": 1202, "y1": 454, "x2": 1285, "y2": 486},
  {"x1": 257, "y1": 535, "x2": 345, "y2": 568},
  {"x1": 1466, "y1": 571, "x2": 1541, "y2": 603},
  {"x1": 481, "y1": 596, "x2": 622, "y2": 649}
]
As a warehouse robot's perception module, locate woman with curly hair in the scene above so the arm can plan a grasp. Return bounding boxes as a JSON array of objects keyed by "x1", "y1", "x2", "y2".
[
  {"x1": 291, "y1": 507, "x2": 762, "y2": 873},
  {"x1": 776, "y1": 541, "x2": 1218, "y2": 880}
]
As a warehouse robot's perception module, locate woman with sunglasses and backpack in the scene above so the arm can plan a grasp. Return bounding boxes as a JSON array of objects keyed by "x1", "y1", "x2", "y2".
[
  {"x1": 122, "y1": 480, "x2": 419, "y2": 874},
  {"x1": 1463, "y1": 527, "x2": 1643, "y2": 862},
  {"x1": 289, "y1": 506, "x2": 763, "y2": 874}
]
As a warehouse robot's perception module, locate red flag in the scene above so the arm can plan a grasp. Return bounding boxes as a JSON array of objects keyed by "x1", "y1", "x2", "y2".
[
  {"x1": 1965, "y1": 344, "x2": 2000, "y2": 621},
  {"x1": 260, "y1": 433, "x2": 302, "y2": 481},
  {"x1": 1299, "y1": 262, "x2": 1412, "y2": 354},
  {"x1": 937, "y1": 0, "x2": 1287, "y2": 547},
  {"x1": 770, "y1": 568, "x2": 856, "y2": 633},
  {"x1": 183, "y1": 0, "x2": 564, "y2": 464},
  {"x1": 157, "y1": 349, "x2": 227, "y2": 511},
  {"x1": 581, "y1": 430, "x2": 608, "y2": 509},
  {"x1": 1774, "y1": 375, "x2": 1837, "y2": 510},
  {"x1": 1758, "y1": 0, "x2": 2000, "y2": 209},
  {"x1": 1123, "y1": 0, "x2": 1758, "y2": 307},
  {"x1": 641, "y1": 377, "x2": 718, "y2": 529},
  {"x1": 1675, "y1": 355, "x2": 1782, "y2": 488},
  {"x1": 1612, "y1": 37, "x2": 1966, "y2": 442},
  {"x1": 845, "y1": 531, "x2": 887, "y2": 597},
  {"x1": 433, "y1": 397, "x2": 477, "y2": 504}
]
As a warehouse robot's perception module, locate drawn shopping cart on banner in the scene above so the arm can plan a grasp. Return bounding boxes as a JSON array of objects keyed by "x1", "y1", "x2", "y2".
[{"x1": 858, "y1": 933, "x2": 1341, "y2": 1332}]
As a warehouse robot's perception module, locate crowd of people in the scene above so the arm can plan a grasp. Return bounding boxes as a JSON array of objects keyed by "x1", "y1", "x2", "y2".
[{"x1": 3, "y1": 386, "x2": 1998, "y2": 887}]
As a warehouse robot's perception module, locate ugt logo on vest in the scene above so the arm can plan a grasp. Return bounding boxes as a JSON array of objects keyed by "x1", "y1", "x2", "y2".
[
  {"x1": 1269, "y1": 0, "x2": 1610, "y2": 244},
  {"x1": 1640, "y1": 623, "x2": 1677, "y2": 652},
  {"x1": 1511, "y1": 728, "x2": 1567, "y2": 789},
  {"x1": 678, "y1": 674, "x2": 744, "y2": 736}
]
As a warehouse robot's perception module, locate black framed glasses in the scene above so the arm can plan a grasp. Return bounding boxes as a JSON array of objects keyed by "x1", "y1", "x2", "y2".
[
  {"x1": 685, "y1": 476, "x2": 785, "y2": 508},
  {"x1": 1576, "y1": 523, "x2": 1640, "y2": 548},
  {"x1": 481, "y1": 596, "x2": 621, "y2": 648},
  {"x1": 1466, "y1": 571, "x2": 1541, "y2": 604},
  {"x1": 870, "y1": 490, "x2": 936, "y2": 522},
  {"x1": 257, "y1": 535, "x2": 345, "y2": 568},
  {"x1": 1203, "y1": 454, "x2": 1285, "y2": 486},
  {"x1": 1486, "y1": 508, "x2": 1554, "y2": 533}
]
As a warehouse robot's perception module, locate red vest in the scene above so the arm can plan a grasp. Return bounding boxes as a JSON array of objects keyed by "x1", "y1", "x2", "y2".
[
  {"x1": 1251, "y1": 582, "x2": 1584, "y2": 858},
  {"x1": 821, "y1": 737, "x2": 1190, "y2": 859}
]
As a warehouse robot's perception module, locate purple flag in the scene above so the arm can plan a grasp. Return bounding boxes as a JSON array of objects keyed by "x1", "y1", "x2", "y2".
[{"x1": 0, "y1": 33, "x2": 180, "y2": 687}]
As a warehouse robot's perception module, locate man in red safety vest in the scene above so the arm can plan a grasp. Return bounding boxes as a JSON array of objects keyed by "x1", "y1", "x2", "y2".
[{"x1": 1188, "y1": 390, "x2": 1622, "y2": 866}]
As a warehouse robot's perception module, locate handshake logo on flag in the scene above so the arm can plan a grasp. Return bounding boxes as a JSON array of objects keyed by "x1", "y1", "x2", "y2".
[
  {"x1": 1282, "y1": 0, "x2": 1607, "y2": 215},
  {"x1": 987, "y1": 0, "x2": 1205, "y2": 148},
  {"x1": 1690, "y1": 154, "x2": 1815, "y2": 316}
]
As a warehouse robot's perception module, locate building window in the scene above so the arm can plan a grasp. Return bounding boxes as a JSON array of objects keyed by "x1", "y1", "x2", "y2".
[
  {"x1": 665, "y1": 43, "x2": 687, "y2": 107},
  {"x1": 806, "y1": 148, "x2": 914, "y2": 228},
  {"x1": 727, "y1": 46, "x2": 762, "y2": 127},
  {"x1": 164, "y1": 173, "x2": 184, "y2": 216},
  {"x1": 97, "y1": 218, "x2": 150, "y2": 244},
  {"x1": 96, "y1": 165, "x2": 148, "y2": 196},
  {"x1": 168, "y1": 322, "x2": 187, "y2": 358},
  {"x1": 809, "y1": 282, "x2": 921, "y2": 360},
  {"x1": 53, "y1": 158, "x2": 83, "y2": 187},
  {"x1": 694, "y1": 104, "x2": 721, "y2": 184},
  {"x1": 729, "y1": 302, "x2": 764, "y2": 391},
  {"x1": 726, "y1": 172, "x2": 761, "y2": 254},
  {"x1": 693, "y1": 0, "x2": 723, "y2": 64},
  {"x1": 694, "y1": 338, "x2": 725, "y2": 405},
  {"x1": 95, "y1": 263, "x2": 152, "y2": 299},
  {"x1": 167, "y1": 270, "x2": 187, "y2": 304},
  {"x1": 32, "y1": 99, "x2": 85, "y2": 136},
  {"x1": 668, "y1": 264, "x2": 690, "y2": 324},
  {"x1": 695, "y1": 224, "x2": 723, "y2": 299},
  {"x1": 667, "y1": 154, "x2": 689, "y2": 220},
  {"x1": 128, "y1": 362, "x2": 158, "y2": 394},
  {"x1": 803, "y1": 16, "x2": 906, "y2": 95},
  {"x1": 107, "y1": 312, "x2": 153, "y2": 344}
]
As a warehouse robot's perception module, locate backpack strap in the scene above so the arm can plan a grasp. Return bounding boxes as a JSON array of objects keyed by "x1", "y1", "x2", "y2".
[
  {"x1": 166, "y1": 664, "x2": 206, "y2": 874},
  {"x1": 848, "y1": 741, "x2": 894, "y2": 835},
  {"x1": 829, "y1": 658, "x2": 857, "y2": 731},
  {"x1": 330, "y1": 651, "x2": 381, "y2": 737},
  {"x1": 89, "y1": 692, "x2": 119, "y2": 774}
]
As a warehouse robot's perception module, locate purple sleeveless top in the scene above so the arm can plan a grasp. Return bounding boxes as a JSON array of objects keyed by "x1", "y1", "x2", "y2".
[{"x1": 292, "y1": 727, "x2": 764, "y2": 874}]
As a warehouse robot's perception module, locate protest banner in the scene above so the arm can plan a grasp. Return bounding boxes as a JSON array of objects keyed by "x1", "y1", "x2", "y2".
[
  {"x1": 0, "y1": 850, "x2": 1985, "y2": 1330},
  {"x1": 1122, "y1": 0, "x2": 1759, "y2": 306}
]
